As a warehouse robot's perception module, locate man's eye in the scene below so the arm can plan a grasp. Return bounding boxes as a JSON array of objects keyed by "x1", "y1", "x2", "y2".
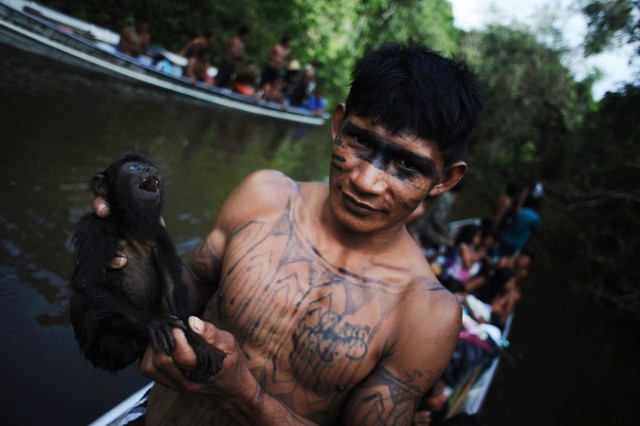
[
  {"x1": 397, "y1": 159, "x2": 418, "y2": 173},
  {"x1": 128, "y1": 164, "x2": 141, "y2": 171},
  {"x1": 350, "y1": 136, "x2": 370, "y2": 149}
]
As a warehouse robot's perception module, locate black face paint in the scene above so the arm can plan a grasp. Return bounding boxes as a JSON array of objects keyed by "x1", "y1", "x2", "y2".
[
  {"x1": 332, "y1": 154, "x2": 346, "y2": 163},
  {"x1": 337, "y1": 120, "x2": 441, "y2": 186}
]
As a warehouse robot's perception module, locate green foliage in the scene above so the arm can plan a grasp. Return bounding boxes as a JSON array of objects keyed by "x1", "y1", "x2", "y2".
[
  {"x1": 353, "y1": 0, "x2": 460, "y2": 54},
  {"x1": 581, "y1": 0, "x2": 640, "y2": 56},
  {"x1": 545, "y1": 85, "x2": 640, "y2": 316},
  {"x1": 459, "y1": 25, "x2": 594, "y2": 199}
]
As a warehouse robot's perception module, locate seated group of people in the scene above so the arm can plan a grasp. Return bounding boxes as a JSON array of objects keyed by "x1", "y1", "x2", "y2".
[
  {"x1": 178, "y1": 31, "x2": 326, "y2": 114},
  {"x1": 222, "y1": 53, "x2": 326, "y2": 116},
  {"x1": 412, "y1": 220, "x2": 532, "y2": 424},
  {"x1": 117, "y1": 18, "x2": 326, "y2": 115},
  {"x1": 409, "y1": 181, "x2": 543, "y2": 425}
]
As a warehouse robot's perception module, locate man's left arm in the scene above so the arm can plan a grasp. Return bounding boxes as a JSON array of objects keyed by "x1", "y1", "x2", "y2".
[{"x1": 342, "y1": 291, "x2": 461, "y2": 425}]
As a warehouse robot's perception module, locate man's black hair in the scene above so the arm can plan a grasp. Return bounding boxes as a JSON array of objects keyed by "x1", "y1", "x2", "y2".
[
  {"x1": 345, "y1": 43, "x2": 483, "y2": 169},
  {"x1": 238, "y1": 25, "x2": 250, "y2": 36}
]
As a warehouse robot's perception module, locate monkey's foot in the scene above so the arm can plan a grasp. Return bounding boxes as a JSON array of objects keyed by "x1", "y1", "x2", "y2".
[{"x1": 147, "y1": 315, "x2": 186, "y2": 356}]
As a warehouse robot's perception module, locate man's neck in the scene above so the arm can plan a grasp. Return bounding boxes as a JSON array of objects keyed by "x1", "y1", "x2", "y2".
[{"x1": 319, "y1": 197, "x2": 408, "y2": 255}]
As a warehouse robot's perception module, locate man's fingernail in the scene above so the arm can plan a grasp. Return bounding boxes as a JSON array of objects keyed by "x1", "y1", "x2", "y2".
[
  {"x1": 189, "y1": 316, "x2": 204, "y2": 333},
  {"x1": 113, "y1": 256, "x2": 127, "y2": 267},
  {"x1": 97, "y1": 203, "x2": 109, "y2": 215}
]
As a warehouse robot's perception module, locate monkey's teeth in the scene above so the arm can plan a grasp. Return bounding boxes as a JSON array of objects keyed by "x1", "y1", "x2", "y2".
[{"x1": 139, "y1": 176, "x2": 160, "y2": 192}]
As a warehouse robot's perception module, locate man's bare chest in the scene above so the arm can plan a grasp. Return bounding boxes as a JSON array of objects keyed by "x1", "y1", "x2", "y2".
[{"x1": 202, "y1": 214, "x2": 403, "y2": 396}]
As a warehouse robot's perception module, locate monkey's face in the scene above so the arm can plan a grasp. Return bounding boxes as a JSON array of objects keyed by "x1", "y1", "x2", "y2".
[{"x1": 119, "y1": 161, "x2": 162, "y2": 208}]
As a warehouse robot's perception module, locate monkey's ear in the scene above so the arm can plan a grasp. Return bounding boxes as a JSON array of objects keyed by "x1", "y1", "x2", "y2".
[{"x1": 90, "y1": 173, "x2": 108, "y2": 197}]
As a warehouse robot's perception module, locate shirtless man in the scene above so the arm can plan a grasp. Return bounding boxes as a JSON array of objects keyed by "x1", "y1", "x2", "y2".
[
  {"x1": 118, "y1": 15, "x2": 150, "y2": 57},
  {"x1": 260, "y1": 36, "x2": 292, "y2": 87},
  {"x1": 178, "y1": 31, "x2": 215, "y2": 58},
  {"x1": 95, "y1": 43, "x2": 482, "y2": 425},
  {"x1": 215, "y1": 26, "x2": 250, "y2": 88}
]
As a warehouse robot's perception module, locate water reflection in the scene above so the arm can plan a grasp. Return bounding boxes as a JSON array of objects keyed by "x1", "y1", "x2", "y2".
[{"x1": 0, "y1": 44, "x2": 329, "y2": 424}]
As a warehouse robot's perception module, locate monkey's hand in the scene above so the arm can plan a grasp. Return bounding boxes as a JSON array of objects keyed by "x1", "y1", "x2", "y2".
[{"x1": 146, "y1": 316, "x2": 226, "y2": 383}]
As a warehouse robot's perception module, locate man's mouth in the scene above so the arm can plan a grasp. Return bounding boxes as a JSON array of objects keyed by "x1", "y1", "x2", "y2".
[{"x1": 343, "y1": 193, "x2": 378, "y2": 215}]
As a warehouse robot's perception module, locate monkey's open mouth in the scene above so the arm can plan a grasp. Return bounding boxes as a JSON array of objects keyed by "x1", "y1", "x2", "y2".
[{"x1": 139, "y1": 176, "x2": 160, "y2": 193}]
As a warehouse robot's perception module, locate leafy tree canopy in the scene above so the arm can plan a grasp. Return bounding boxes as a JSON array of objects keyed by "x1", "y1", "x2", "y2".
[{"x1": 581, "y1": 0, "x2": 640, "y2": 56}]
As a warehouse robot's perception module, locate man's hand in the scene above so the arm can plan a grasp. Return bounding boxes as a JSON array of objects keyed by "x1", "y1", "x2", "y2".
[
  {"x1": 92, "y1": 196, "x2": 110, "y2": 218},
  {"x1": 140, "y1": 317, "x2": 259, "y2": 402},
  {"x1": 413, "y1": 410, "x2": 433, "y2": 426},
  {"x1": 91, "y1": 196, "x2": 128, "y2": 268},
  {"x1": 91, "y1": 196, "x2": 164, "y2": 268}
]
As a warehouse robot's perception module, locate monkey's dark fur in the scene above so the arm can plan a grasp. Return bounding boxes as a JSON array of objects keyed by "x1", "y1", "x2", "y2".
[{"x1": 70, "y1": 154, "x2": 225, "y2": 382}]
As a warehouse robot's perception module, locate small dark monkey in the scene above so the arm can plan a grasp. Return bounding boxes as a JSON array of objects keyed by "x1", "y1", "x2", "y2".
[{"x1": 69, "y1": 154, "x2": 225, "y2": 382}]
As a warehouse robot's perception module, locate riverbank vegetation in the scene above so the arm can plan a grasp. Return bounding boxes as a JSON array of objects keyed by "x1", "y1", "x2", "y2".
[{"x1": 40, "y1": 0, "x2": 640, "y2": 317}]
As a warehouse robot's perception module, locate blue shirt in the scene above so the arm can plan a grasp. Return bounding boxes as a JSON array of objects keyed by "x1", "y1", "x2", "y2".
[{"x1": 502, "y1": 207, "x2": 541, "y2": 249}]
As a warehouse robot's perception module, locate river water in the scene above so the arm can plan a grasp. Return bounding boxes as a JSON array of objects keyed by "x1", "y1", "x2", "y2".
[
  {"x1": 1, "y1": 45, "x2": 638, "y2": 425},
  {"x1": 0, "y1": 44, "x2": 329, "y2": 424}
]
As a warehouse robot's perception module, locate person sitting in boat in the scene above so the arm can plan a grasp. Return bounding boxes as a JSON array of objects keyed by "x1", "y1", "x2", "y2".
[
  {"x1": 117, "y1": 14, "x2": 150, "y2": 57},
  {"x1": 231, "y1": 62, "x2": 258, "y2": 96},
  {"x1": 439, "y1": 224, "x2": 484, "y2": 291},
  {"x1": 178, "y1": 31, "x2": 215, "y2": 58},
  {"x1": 259, "y1": 36, "x2": 292, "y2": 88},
  {"x1": 215, "y1": 25, "x2": 250, "y2": 89},
  {"x1": 183, "y1": 47, "x2": 213, "y2": 85},
  {"x1": 261, "y1": 75, "x2": 285, "y2": 104},
  {"x1": 308, "y1": 87, "x2": 327, "y2": 116},
  {"x1": 498, "y1": 195, "x2": 543, "y2": 257},
  {"x1": 485, "y1": 251, "x2": 532, "y2": 328},
  {"x1": 443, "y1": 271, "x2": 511, "y2": 392},
  {"x1": 413, "y1": 178, "x2": 465, "y2": 258},
  {"x1": 492, "y1": 181, "x2": 524, "y2": 234},
  {"x1": 91, "y1": 43, "x2": 483, "y2": 425},
  {"x1": 288, "y1": 59, "x2": 321, "y2": 107},
  {"x1": 463, "y1": 219, "x2": 502, "y2": 292}
]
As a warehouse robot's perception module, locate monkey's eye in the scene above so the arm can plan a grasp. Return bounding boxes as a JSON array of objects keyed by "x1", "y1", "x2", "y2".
[{"x1": 128, "y1": 164, "x2": 141, "y2": 171}]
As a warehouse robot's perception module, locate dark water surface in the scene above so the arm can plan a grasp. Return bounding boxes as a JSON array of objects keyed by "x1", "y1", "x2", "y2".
[
  {"x1": 0, "y1": 45, "x2": 329, "y2": 425},
  {"x1": 482, "y1": 260, "x2": 640, "y2": 426},
  {"x1": 2, "y1": 44, "x2": 639, "y2": 426}
]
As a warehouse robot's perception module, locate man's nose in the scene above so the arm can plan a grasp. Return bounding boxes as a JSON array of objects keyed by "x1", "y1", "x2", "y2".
[{"x1": 351, "y1": 159, "x2": 388, "y2": 194}]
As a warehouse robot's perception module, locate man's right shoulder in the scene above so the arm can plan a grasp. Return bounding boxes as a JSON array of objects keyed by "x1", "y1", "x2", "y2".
[
  {"x1": 218, "y1": 169, "x2": 298, "y2": 227},
  {"x1": 240, "y1": 169, "x2": 297, "y2": 194}
]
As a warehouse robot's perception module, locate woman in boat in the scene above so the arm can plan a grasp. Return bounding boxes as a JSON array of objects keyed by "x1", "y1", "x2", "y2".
[
  {"x1": 444, "y1": 224, "x2": 484, "y2": 287},
  {"x1": 183, "y1": 47, "x2": 212, "y2": 85}
]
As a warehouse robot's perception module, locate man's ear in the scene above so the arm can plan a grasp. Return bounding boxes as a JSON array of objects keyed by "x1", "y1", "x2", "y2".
[
  {"x1": 428, "y1": 161, "x2": 467, "y2": 197},
  {"x1": 331, "y1": 103, "x2": 346, "y2": 140}
]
